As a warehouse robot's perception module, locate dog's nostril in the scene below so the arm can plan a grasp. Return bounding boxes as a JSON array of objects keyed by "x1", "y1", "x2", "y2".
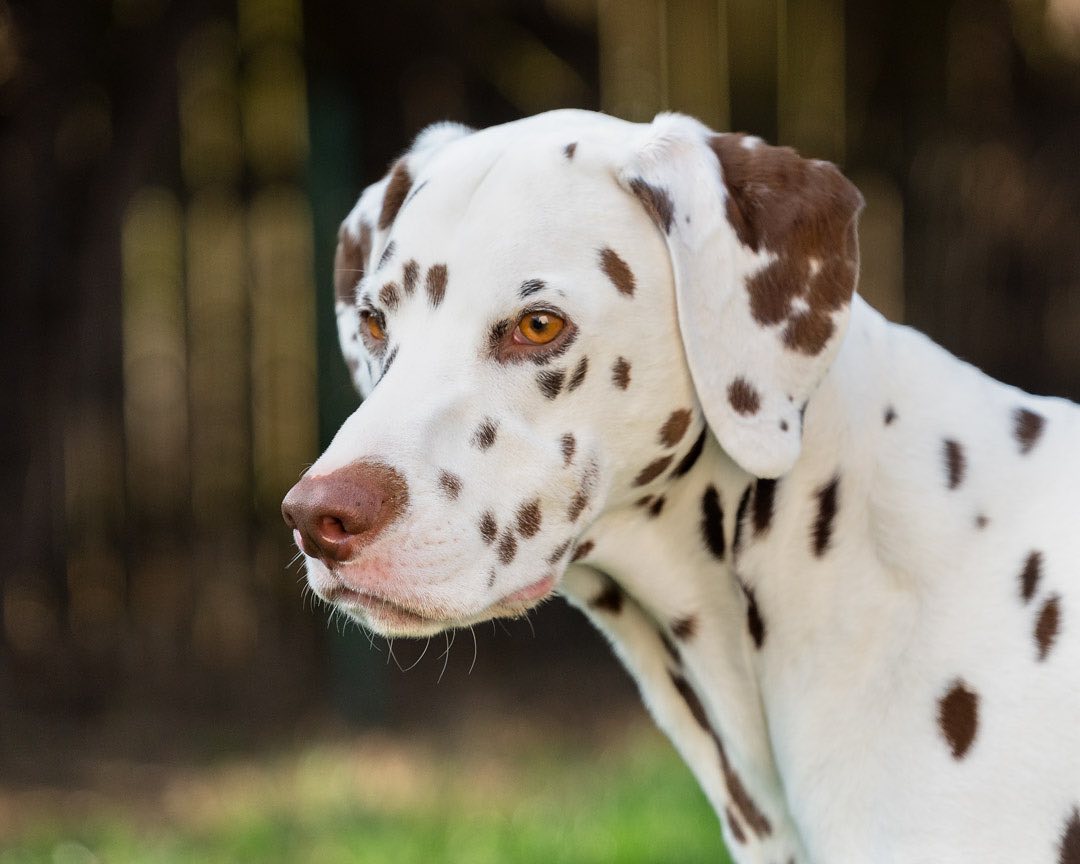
[{"x1": 318, "y1": 515, "x2": 351, "y2": 542}]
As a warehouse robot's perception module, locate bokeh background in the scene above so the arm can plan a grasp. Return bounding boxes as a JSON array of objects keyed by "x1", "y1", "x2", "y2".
[{"x1": 2, "y1": 0, "x2": 1079, "y2": 861}]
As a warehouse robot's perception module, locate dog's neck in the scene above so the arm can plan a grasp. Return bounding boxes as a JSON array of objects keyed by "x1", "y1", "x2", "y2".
[{"x1": 568, "y1": 298, "x2": 903, "y2": 860}]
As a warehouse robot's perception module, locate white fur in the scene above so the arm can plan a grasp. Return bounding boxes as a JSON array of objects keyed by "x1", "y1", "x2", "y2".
[{"x1": 302, "y1": 110, "x2": 1080, "y2": 863}]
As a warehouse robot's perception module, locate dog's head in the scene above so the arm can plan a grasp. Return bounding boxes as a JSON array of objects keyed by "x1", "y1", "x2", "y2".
[{"x1": 282, "y1": 110, "x2": 863, "y2": 636}]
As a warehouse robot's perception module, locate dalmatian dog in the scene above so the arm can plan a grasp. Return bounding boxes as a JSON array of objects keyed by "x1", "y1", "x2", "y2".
[{"x1": 281, "y1": 110, "x2": 1080, "y2": 863}]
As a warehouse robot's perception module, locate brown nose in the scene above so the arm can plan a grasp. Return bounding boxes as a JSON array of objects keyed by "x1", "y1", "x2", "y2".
[{"x1": 281, "y1": 461, "x2": 409, "y2": 564}]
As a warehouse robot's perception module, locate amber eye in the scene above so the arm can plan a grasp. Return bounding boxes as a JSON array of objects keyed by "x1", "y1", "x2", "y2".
[
  {"x1": 362, "y1": 311, "x2": 386, "y2": 342},
  {"x1": 515, "y1": 311, "x2": 565, "y2": 345}
]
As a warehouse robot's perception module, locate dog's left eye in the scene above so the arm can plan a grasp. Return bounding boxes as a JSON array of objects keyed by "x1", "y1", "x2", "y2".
[{"x1": 514, "y1": 312, "x2": 565, "y2": 345}]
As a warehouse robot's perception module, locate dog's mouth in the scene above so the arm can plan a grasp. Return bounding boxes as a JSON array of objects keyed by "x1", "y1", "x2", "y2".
[{"x1": 321, "y1": 572, "x2": 560, "y2": 637}]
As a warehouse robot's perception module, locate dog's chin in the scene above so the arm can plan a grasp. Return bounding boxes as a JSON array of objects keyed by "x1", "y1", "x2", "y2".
[{"x1": 320, "y1": 572, "x2": 561, "y2": 639}]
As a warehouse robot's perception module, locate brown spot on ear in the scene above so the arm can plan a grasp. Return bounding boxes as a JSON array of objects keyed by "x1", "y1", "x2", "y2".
[
  {"x1": 701, "y1": 485, "x2": 726, "y2": 560},
  {"x1": 743, "y1": 584, "x2": 765, "y2": 648},
  {"x1": 473, "y1": 418, "x2": 498, "y2": 451},
  {"x1": 599, "y1": 247, "x2": 636, "y2": 297},
  {"x1": 426, "y1": 263, "x2": 448, "y2": 308},
  {"x1": 589, "y1": 579, "x2": 623, "y2": 613},
  {"x1": 812, "y1": 474, "x2": 839, "y2": 557},
  {"x1": 402, "y1": 259, "x2": 419, "y2": 295},
  {"x1": 728, "y1": 378, "x2": 761, "y2": 416},
  {"x1": 479, "y1": 512, "x2": 497, "y2": 544},
  {"x1": 752, "y1": 478, "x2": 778, "y2": 537},
  {"x1": 563, "y1": 141, "x2": 577, "y2": 159},
  {"x1": 709, "y1": 134, "x2": 862, "y2": 357},
  {"x1": 570, "y1": 539, "x2": 594, "y2": 562},
  {"x1": 672, "y1": 428, "x2": 707, "y2": 477},
  {"x1": 538, "y1": 368, "x2": 566, "y2": 399},
  {"x1": 547, "y1": 538, "x2": 573, "y2": 564},
  {"x1": 628, "y1": 177, "x2": 674, "y2": 233},
  {"x1": 1020, "y1": 550, "x2": 1043, "y2": 604},
  {"x1": 437, "y1": 470, "x2": 462, "y2": 500},
  {"x1": 379, "y1": 160, "x2": 412, "y2": 230},
  {"x1": 1058, "y1": 807, "x2": 1080, "y2": 864},
  {"x1": 497, "y1": 530, "x2": 517, "y2": 565},
  {"x1": 612, "y1": 357, "x2": 631, "y2": 390},
  {"x1": 944, "y1": 439, "x2": 966, "y2": 490},
  {"x1": 379, "y1": 281, "x2": 400, "y2": 310},
  {"x1": 671, "y1": 616, "x2": 696, "y2": 640},
  {"x1": 1014, "y1": 407, "x2": 1046, "y2": 455},
  {"x1": 560, "y1": 433, "x2": 576, "y2": 466},
  {"x1": 725, "y1": 808, "x2": 747, "y2": 845},
  {"x1": 1035, "y1": 594, "x2": 1061, "y2": 661},
  {"x1": 659, "y1": 409, "x2": 692, "y2": 447},
  {"x1": 516, "y1": 499, "x2": 542, "y2": 538},
  {"x1": 938, "y1": 679, "x2": 978, "y2": 759},
  {"x1": 568, "y1": 356, "x2": 588, "y2": 391},
  {"x1": 334, "y1": 221, "x2": 373, "y2": 303},
  {"x1": 633, "y1": 455, "x2": 674, "y2": 487}
]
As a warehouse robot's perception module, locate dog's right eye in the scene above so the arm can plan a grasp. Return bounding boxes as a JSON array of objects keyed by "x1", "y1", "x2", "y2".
[
  {"x1": 360, "y1": 310, "x2": 386, "y2": 342},
  {"x1": 515, "y1": 311, "x2": 565, "y2": 345}
]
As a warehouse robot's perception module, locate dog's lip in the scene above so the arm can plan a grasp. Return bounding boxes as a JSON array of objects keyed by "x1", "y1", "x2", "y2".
[
  {"x1": 327, "y1": 585, "x2": 438, "y2": 626},
  {"x1": 495, "y1": 573, "x2": 557, "y2": 607}
]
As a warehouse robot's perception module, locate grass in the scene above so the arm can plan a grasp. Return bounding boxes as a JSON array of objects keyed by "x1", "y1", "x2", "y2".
[{"x1": 0, "y1": 725, "x2": 730, "y2": 864}]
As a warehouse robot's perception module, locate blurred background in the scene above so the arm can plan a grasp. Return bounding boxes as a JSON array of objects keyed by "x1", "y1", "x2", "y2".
[{"x1": 1, "y1": 0, "x2": 1079, "y2": 861}]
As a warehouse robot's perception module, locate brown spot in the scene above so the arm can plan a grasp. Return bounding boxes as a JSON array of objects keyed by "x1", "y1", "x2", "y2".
[
  {"x1": 1036, "y1": 594, "x2": 1061, "y2": 661},
  {"x1": 568, "y1": 356, "x2": 588, "y2": 391},
  {"x1": 520, "y1": 278, "x2": 546, "y2": 298},
  {"x1": 709, "y1": 134, "x2": 862, "y2": 357},
  {"x1": 635, "y1": 495, "x2": 654, "y2": 508},
  {"x1": 628, "y1": 177, "x2": 674, "y2": 233},
  {"x1": 589, "y1": 580, "x2": 623, "y2": 613},
  {"x1": 378, "y1": 160, "x2": 412, "y2": 230},
  {"x1": 567, "y1": 490, "x2": 589, "y2": 522},
  {"x1": 599, "y1": 247, "x2": 636, "y2": 297},
  {"x1": 560, "y1": 433, "x2": 576, "y2": 466},
  {"x1": 516, "y1": 499, "x2": 542, "y2": 538},
  {"x1": 752, "y1": 478, "x2": 778, "y2": 537},
  {"x1": 659, "y1": 409, "x2": 692, "y2": 447},
  {"x1": 486, "y1": 569, "x2": 497, "y2": 588},
  {"x1": 648, "y1": 496, "x2": 665, "y2": 518},
  {"x1": 612, "y1": 357, "x2": 631, "y2": 390},
  {"x1": 378, "y1": 281, "x2": 400, "y2": 310},
  {"x1": 944, "y1": 439, "x2": 966, "y2": 490},
  {"x1": 402, "y1": 259, "x2": 419, "y2": 295},
  {"x1": 1014, "y1": 407, "x2": 1046, "y2": 455},
  {"x1": 975, "y1": 513, "x2": 989, "y2": 529},
  {"x1": 537, "y1": 368, "x2": 566, "y2": 399},
  {"x1": 633, "y1": 455, "x2": 673, "y2": 487},
  {"x1": 732, "y1": 484, "x2": 752, "y2": 555},
  {"x1": 726, "y1": 808, "x2": 747, "y2": 845},
  {"x1": 1058, "y1": 807, "x2": 1080, "y2": 864},
  {"x1": 487, "y1": 319, "x2": 512, "y2": 354},
  {"x1": 701, "y1": 485, "x2": 726, "y2": 560},
  {"x1": 497, "y1": 530, "x2": 517, "y2": 565},
  {"x1": 1020, "y1": 550, "x2": 1043, "y2": 604},
  {"x1": 672, "y1": 427, "x2": 707, "y2": 477},
  {"x1": 670, "y1": 671, "x2": 710, "y2": 730},
  {"x1": 381, "y1": 345, "x2": 398, "y2": 376},
  {"x1": 671, "y1": 616, "x2": 696, "y2": 640},
  {"x1": 812, "y1": 474, "x2": 839, "y2": 557},
  {"x1": 743, "y1": 584, "x2": 765, "y2": 649},
  {"x1": 479, "y1": 512, "x2": 497, "y2": 544},
  {"x1": 563, "y1": 141, "x2": 577, "y2": 159},
  {"x1": 728, "y1": 378, "x2": 761, "y2": 416},
  {"x1": 938, "y1": 679, "x2": 978, "y2": 760},
  {"x1": 884, "y1": 406, "x2": 897, "y2": 425},
  {"x1": 334, "y1": 221, "x2": 372, "y2": 303},
  {"x1": 425, "y1": 263, "x2": 448, "y2": 308},
  {"x1": 547, "y1": 538, "x2": 573, "y2": 564},
  {"x1": 570, "y1": 539, "x2": 594, "y2": 562},
  {"x1": 473, "y1": 418, "x2": 498, "y2": 451},
  {"x1": 437, "y1": 470, "x2": 462, "y2": 500}
]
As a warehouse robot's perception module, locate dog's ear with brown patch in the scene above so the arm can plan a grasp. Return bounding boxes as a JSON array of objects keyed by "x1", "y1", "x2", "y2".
[
  {"x1": 616, "y1": 114, "x2": 864, "y2": 478},
  {"x1": 335, "y1": 122, "x2": 473, "y2": 396}
]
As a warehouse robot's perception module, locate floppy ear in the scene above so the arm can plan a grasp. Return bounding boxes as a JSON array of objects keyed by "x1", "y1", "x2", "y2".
[
  {"x1": 334, "y1": 121, "x2": 474, "y2": 397},
  {"x1": 616, "y1": 113, "x2": 864, "y2": 478}
]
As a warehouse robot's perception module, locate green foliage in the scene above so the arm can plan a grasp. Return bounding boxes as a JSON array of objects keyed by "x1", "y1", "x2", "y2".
[{"x1": 0, "y1": 734, "x2": 730, "y2": 864}]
